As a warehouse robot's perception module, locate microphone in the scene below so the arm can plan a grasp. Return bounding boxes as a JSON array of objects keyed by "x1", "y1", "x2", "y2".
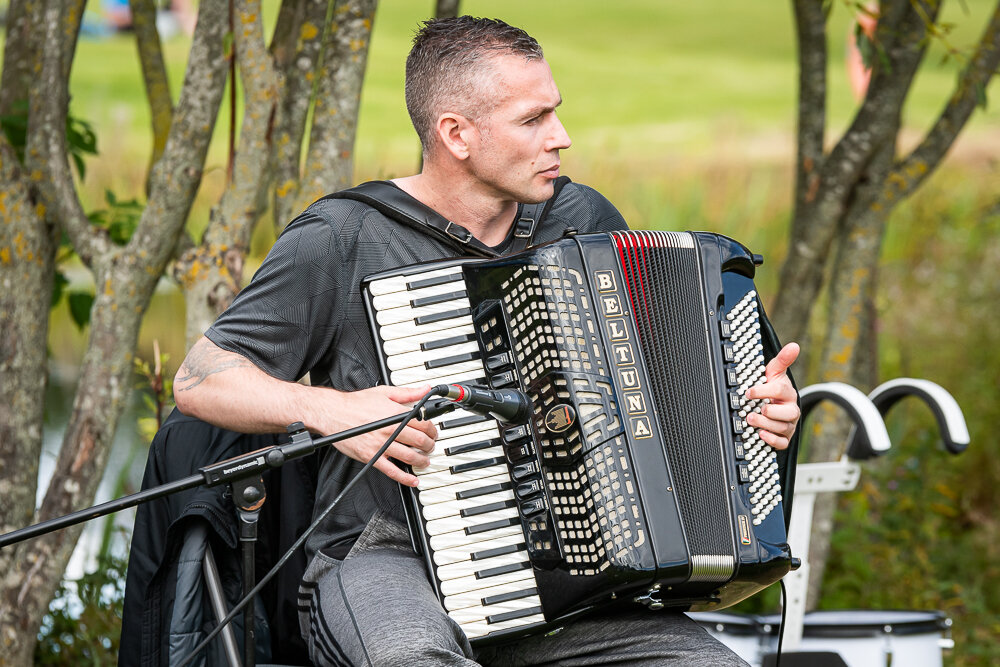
[{"x1": 435, "y1": 384, "x2": 532, "y2": 423}]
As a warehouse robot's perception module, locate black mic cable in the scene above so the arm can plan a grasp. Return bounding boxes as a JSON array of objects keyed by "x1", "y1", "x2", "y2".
[{"x1": 176, "y1": 387, "x2": 441, "y2": 667}]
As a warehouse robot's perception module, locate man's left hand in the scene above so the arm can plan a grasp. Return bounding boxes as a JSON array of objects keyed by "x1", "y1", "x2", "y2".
[{"x1": 745, "y1": 342, "x2": 801, "y2": 450}]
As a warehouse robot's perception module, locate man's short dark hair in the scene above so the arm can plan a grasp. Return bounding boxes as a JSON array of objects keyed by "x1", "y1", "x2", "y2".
[{"x1": 405, "y1": 16, "x2": 544, "y2": 154}]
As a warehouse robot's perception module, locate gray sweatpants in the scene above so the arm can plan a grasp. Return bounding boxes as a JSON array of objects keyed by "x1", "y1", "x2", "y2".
[{"x1": 298, "y1": 511, "x2": 749, "y2": 667}]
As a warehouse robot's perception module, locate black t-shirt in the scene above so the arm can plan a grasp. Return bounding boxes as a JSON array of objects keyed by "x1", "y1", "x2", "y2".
[{"x1": 206, "y1": 180, "x2": 628, "y2": 559}]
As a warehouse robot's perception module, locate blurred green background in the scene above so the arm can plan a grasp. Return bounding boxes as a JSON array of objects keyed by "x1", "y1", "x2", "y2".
[{"x1": 4, "y1": 0, "x2": 998, "y2": 663}]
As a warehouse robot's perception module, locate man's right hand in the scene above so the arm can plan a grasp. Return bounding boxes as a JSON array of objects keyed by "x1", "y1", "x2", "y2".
[{"x1": 323, "y1": 384, "x2": 438, "y2": 487}]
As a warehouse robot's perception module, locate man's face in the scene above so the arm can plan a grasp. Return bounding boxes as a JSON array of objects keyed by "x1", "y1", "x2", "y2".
[{"x1": 465, "y1": 55, "x2": 572, "y2": 204}]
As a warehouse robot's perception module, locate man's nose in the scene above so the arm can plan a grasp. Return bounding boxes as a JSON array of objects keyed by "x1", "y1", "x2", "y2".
[{"x1": 549, "y1": 113, "x2": 572, "y2": 151}]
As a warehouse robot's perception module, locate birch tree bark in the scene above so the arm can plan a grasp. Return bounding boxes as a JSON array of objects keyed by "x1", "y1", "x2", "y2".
[{"x1": 777, "y1": 0, "x2": 1000, "y2": 607}]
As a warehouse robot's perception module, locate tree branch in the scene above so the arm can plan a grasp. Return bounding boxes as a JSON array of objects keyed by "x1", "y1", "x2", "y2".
[
  {"x1": 790, "y1": 0, "x2": 828, "y2": 222},
  {"x1": 270, "y1": 0, "x2": 331, "y2": 228},
  {"x1": 296, "y1": 0, "x2": 377, "y2": 211},
  {"x1": 887, "y1": 1, "x2": 1000, "y2": 203},
  {"x1": 0, "y1": 0, "x2": 38, "y2": 118},
  {"x1": 127, "y1": 0, "x2": 229, "y2": 271},
  {"x1": 26, "y1": 0, "x2": 107, "y2": 269},
  {"x1": 130, "y1": 0, "x2": 174, "y2": 174}
]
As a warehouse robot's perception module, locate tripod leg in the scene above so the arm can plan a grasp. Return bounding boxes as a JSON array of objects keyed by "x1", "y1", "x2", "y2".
[{"x1": 232, "y1": 476, "x2": 266, "y2": 667}]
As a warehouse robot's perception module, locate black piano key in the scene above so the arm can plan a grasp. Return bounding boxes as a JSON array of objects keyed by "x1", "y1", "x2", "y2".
[
  {"x1": 455, "y1": 482, "x2": 512, "y2": 500},
  {"x1": 490, "y1": 370, "x2": 517, "y2": 388},
  {"x1": 475, "y1": 561, "x2": 530, "y2": 579},
  {"x1": 421, "y1": 332, "x2": 476, "y2": 352},
  {"x1": 511, "y1": 461, "x2": 538, "y2": 481},
  {"x1": 425, "y1": 351, "x2": 480, "y2": 370},
  {"x1": 465, "y1": 517, "x2": 520, "y2": 536},
  {"x1": 445, "y1": 438, "x2": 500, "y2": 456},
  {"x1": 407, "y1": 272, "x2": 464, "y2": 290},
  {"x1": 441, "y1": 413, "x2": 491, "y2": 430},
  {"x1": 471, "y1": 542, "x2": 526, "y2": 561},
  {"x1": 502, "y1": 425, "x2": 530, "y2": 442},
  {"x1": 451, "y1": 456, "x2": 506, "y2": 474},
  {"x1": 514, "y1": 479, "x2": 543, "y2": 499},
  {"x1": 485, "y1": 352, "x2": 512, "y2": 372},
  {"x1": 415, "y1": 307, "x2": 471, "y2": 326},
  {"x1": 411, "y1": 289, "x2": 467, "y2": 308},
  {"x1": 461, "y1": 499, "x2": 517, "y2": 518},
  {"x1": 518, "y1": 497, "x2": 547, "y2": 518},
  {"x1": 481, "y1": 587, "x2": 537, "y2": 606},
  {"x1": 487, "y1": 606, "x2": 544, "y2": 624}
]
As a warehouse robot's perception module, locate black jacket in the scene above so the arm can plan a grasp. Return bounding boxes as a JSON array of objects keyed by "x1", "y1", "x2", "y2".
[{"x1": 119, "y1": 408, "x2": 316, "y2": 666}]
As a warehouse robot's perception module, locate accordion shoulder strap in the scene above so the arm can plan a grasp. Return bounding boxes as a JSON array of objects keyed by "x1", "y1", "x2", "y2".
[
  {"x1": 507, "y1": 175, "x2": 571, "y2": 253},
  {"x1": 322, "y1": 180, "x2": 497, "y2": 257},
  {"x1": 322, "y1": 177, "x2": 572, "y2": 257}
]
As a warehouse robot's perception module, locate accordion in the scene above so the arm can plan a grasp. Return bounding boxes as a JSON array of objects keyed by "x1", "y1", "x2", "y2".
[{"x1": 362, "y1": 230, "x2": 796, "y2": 645}]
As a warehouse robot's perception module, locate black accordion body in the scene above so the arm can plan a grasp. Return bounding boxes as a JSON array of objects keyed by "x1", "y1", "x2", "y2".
[{"x1": 362, "y1": 231, "x2": 796, "y2": 645}]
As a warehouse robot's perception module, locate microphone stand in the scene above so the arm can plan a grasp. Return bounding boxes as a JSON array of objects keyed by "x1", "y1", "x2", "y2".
[{"x1": 0, "y1": 396, "x2": 456, "y2": 666}]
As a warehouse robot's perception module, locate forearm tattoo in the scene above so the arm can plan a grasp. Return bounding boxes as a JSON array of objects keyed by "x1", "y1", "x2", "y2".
[{"x1": 175, "y1": 341, "x2": 253, "y2": 391}]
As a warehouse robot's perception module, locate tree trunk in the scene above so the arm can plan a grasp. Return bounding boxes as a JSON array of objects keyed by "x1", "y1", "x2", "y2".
[
  {"x1": 780, "y1": 0, "x2": 1000, "y2": 610},
  {"x1": 0, "y1": 2, "x2": 229, "y2": 662}
]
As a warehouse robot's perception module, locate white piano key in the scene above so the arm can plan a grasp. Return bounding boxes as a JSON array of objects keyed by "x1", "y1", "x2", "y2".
[
  {"x1": 447, "y1": 596, "x2": 540, "y2": 625},
  {"x1": 390, "y1": 359, "x2": 485, "y2": 386},
  {"x1": 435, "y1": 421, "x2": 498, "y2": 442},
  {"x1": 431, "y1": 532, "x2": 526, "y2": 567},
  {"x1": 438, "y1": 562, "x2": 536, "y2": 597},
  {"x1": 428, "y1": 521, "x2": 522, "y2": 552},
  {"x1": 416, "y1": 473, "x2": 512, "y2": 507},
  {"x1": 372, "y1": 280, "x2": 468, "y2": 311},
  {"x1": 368, "y1": 265, "x2": 467, "y2": 296},
  {"x1": 415, "y1": 463, "x2": 509, "y2": 490},
  {"x1": 421, "y1": 489, "x2": 515, "y2": 522},
  {"x1": 382, "y1": 325, "x2": 476, "y2": 356},
  {"x1": 435, "y1": 549, "x2": 528, "y2": 581},
  {"x1": 460, "y1": 613, "x2": 546, "y2": 639},
  {"x1": 398, "y1": 368, "x2": 486, "y2": 389},
  {"x1": 379, "y1": 316, "x2": 475, "y2": 342},
  {"x1": 413, "y1": 446, "x2": 504, "y2": 477},
  {"x1": 443, "y1": 579, "x2": 536, "y2": 612},
  {"x1": 386, "y1": 341, "x2": 481, "y2": 372},
  {"x1": 424, "y1": 506, "x2": 519, "y2": 536},
  {"x1": 376, "y1": 297, "x2": 471, "y2": 327}
]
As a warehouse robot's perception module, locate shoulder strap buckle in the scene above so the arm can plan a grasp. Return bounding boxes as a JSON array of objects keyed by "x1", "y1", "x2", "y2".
[{"x1": 444, "y1": 221, "x2": 473, "y2": 244}]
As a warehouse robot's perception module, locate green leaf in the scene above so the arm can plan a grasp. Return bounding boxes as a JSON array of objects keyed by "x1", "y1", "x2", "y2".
[
  {"x1": 67, "y1": 291, "x2": 95, "y2": 329},
  {"x1": 51, "y1": 270, "x2": 69, "y2": 308},
  {"x1": 855, "y1": 23, "x2": 876, "y2": 71}
]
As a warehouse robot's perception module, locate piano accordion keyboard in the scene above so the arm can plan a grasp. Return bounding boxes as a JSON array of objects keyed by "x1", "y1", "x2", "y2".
[{"x1": 366, "y1": 265, "x2": 546, "y2": 640}]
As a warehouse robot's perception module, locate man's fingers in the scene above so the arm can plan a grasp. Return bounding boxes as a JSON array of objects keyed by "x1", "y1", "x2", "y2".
[
  {"x1": 759, "y1": 402, "x2": 801, "y2": 423},
  {"x1": 756, "y1": 429, "x2": 790, "y2": 451},
  {"x1": 747, "y1": 375, "x2": 798, "y2": 402},
  {"x1": 746, "y1": 411, "x2": 796, "y2": 439},
  {"x1": 383, "y1": 383, "x2": 435, "y2": 404},
  {"x1": 374, "y1": 456, "x2": 419, "y2": 487},
  {"x1": 764, "y1": 342, "x2": 800, "y2": 381}
]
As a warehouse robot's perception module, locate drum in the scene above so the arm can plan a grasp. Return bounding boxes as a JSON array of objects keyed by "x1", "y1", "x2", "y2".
[
  {"x1": 688, "y1": 611, "x2": 766, "y2": 664},
  {"x1": 759, "y1": 610, "x2": 953, "y2": 667}
]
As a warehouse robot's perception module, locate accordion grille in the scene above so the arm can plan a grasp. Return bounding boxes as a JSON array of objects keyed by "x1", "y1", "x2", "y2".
[{"x1": 498, "y1": 263, "x2": 646, "y2": 575}]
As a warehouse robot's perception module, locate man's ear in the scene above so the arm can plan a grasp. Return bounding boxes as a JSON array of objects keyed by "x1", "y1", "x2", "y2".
[{"x1": 435, "y1": 112, "x2": 475, "y2": 161}]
